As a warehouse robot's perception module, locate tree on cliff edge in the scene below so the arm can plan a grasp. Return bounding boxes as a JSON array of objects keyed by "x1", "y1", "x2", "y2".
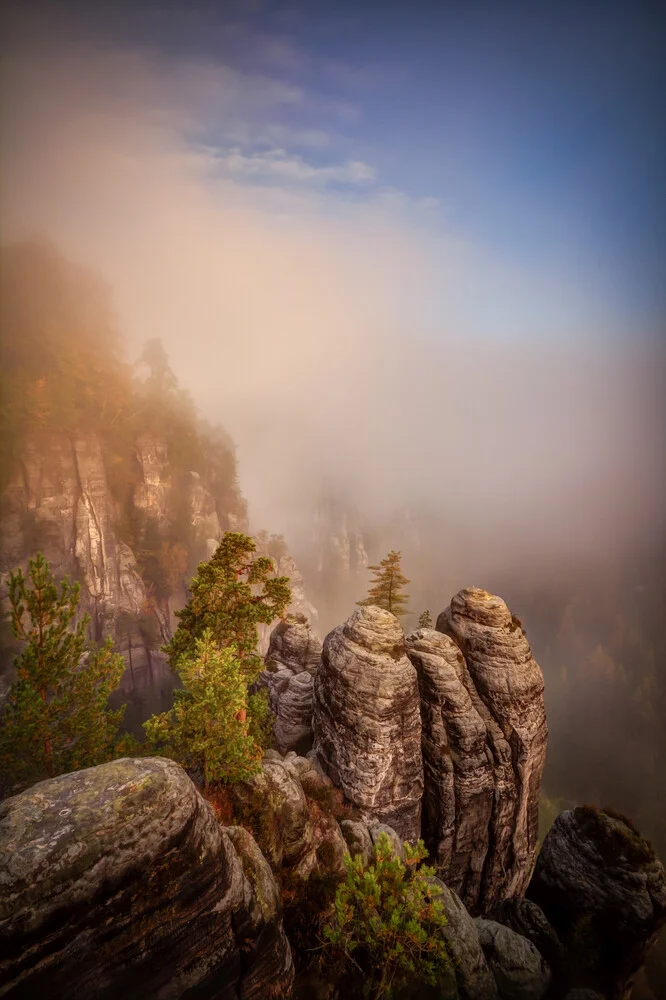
[
  {"x1": 165, "y1": 532, "x2": 291, "y2": 683},
  {"x1": 358, "y1": 550, "x2": 411, "y2": 618},
  {"x1": 0, "y1": 554, "x2": 131, "y2": 793}
]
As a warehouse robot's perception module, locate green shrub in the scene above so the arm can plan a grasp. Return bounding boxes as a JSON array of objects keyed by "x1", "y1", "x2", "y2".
[{"x1": 323, "y1": 832, "x2": 451, "y2": 998}]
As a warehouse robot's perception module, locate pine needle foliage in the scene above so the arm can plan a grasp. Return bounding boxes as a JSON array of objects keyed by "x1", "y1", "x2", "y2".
[
  {"x1": 323, "y1": 832, "x2": 451, "y2": 998},
  {"x1": 165, "y1": 532, "x2": 291, "y2": 684},
  {"x1": 357, "y1": 550, "x2": 411, "y2": 618},
  {"x1": 0, "y1": 553, "x2": 130, "y2": 792},
  {"x1": 418, "y1": 610, "x2": 433, "y2": 628},
  {"x1": 143, "y1": 630, "x2": 263, "y2": 787}
]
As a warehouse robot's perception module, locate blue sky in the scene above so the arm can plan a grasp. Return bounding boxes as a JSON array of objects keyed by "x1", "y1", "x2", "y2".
[{"x1": 17, "y1": 0, "x2": 662, "y2": 341}]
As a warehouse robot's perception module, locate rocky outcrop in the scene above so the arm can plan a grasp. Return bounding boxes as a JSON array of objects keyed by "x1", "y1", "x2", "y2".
[
  {"x1": 265, "y1": 614, "x2": 322, "y2": 675},
  {"x1": 261, "y1": 616, "x2": 322, "y2": 755},
  {"x1": 475, "y1": 918, "x2": 551, "y2": 1000},
  {"x1": 0, "y1": 757, "x2": 293, "y2": 999},
  {"x1": 489, "y1": 897, "x2": 564, "y2": 974},
  {"x1": 313, "y1": 605, "x2": 423, "y2": 842},
  {"x1": 273, "y1": 672, "x2": 315, "y2": 756},
  {"x1": 405, "y1": 626, "x2": 495, "y2": 909},
  {"x1": 428, "y1": 879, "x2": 499, "y2": 1000},
  {"x1": 434, "y1": 587, "x2": 548, "y2": 911},
  {"x1": 527, "y1": 806, "x2": 666, "y2": 1000},
  {"x1": 231, "y1": 753, "x2": 348, "y2": 885}
]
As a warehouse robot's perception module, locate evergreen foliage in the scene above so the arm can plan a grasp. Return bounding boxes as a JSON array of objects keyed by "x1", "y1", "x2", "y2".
[
  {"x1": 165, "y1": 532, "x2": 291, "y2": 683},
  {"x1": 0, "y1": 554, "x2": 131, "y2": 792},
  {"x1": 143, "y1": 630, "x2": 263, "y2": 787},
  {"x1": 418, "y1": 609, "x2": 433, "y2": 628},
  {"x1": 358, "y1": 550, "x2": 411, "y2": 618},
  {"x1": 323, "y1": 832, "x2": 451, "y2": 998}
]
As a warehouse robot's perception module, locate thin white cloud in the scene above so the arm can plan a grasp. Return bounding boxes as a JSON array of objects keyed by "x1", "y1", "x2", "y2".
[{"x1": 219, "y1": 147, "x2": 377, "y2": 185}]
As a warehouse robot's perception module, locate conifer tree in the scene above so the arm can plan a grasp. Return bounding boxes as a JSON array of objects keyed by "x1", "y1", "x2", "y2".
[
  {"x1": 418, "y1": 609, "x2": 433, "y2": 628},
  {"x1": 357, "y1": 550, "x2": 411, "y2": 618},
  {"x1": 165, "y1": 532, "x2": 291, "y2": 684},
  {"x1": 0, "y1": 553, "x2": 129, "y2": 792},
  {"x1": 144, "y1": 630, "x2": 263, "y2": 787}
]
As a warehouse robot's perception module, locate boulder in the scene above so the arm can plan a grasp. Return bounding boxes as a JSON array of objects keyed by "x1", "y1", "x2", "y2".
[
  {"x1": 340, "y1": 820, "x2": 374, "y2": 867},
  {"x1": 427, "y1": 878, "x2": 499, "y2": 1000},
  {"x1": 273, "y1": 671, "x2": 315, "y2": 756},
  {"x1": 313, "y1": 605, "x2": 423, "y2": 841},
  {"x1": 435, "y1": 588, "x2": 547, "y2": 911},
  {"x1": 527, "y1": 805, "x2": 666, "y2": 999},
  {"x1": 368, "y1": 822, "x2": 406, "y2": 862},
  {"x1": 475, "y1": 918, "x2": 551, "y2": 1000},
  {"x1": 489, "y1": 896, "x2": 564, "y2": 975},
  {"x1": 265, "y1": 614, "x2": 322, "y2": 675},
  {"x1": 0, "y1": 757, "x2": 293, "y2": 999}
]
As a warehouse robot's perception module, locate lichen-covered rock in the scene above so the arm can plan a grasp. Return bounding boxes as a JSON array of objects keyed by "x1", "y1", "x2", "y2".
[
  {"x1": 0, "y1": 757, "x2": 293, "y2": 999},
  {"x1": 265, "y1": 614, "x2": 322, "y2": 675},
  {"x1": 527, "y1": 806, "x2": 666, "y2": 1000},
  {"x1": 475, "y1": 918, "x2": 551, "y2": 1000},
  {"x1": 427, "y1": 878, "x2": 499, "y2": 1000},
  {"x1": 313, "y1": 605, "x2": 423, "y2": 841},
  {"x1": 340, "y1": 820, "x2": 374, "y2": 866},
  {"x1": 273, "y1": 671, "x2": 315, "y2": 756},
  {"x1": 435, "y1": 588, "x2": 547, "y2": 910},
  {"x1": 405, "y1": 626, "x2": 494, "y2": 909}
]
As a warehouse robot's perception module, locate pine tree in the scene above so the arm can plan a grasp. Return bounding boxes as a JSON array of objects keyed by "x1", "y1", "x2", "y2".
[
  {"x1": 357, "y1": 550, "x2": 411, "y2": 618},
  {"x1": 144, "y1": 630, "x2": 263, "y2": 787},
  {"x1": 165, "y1": 532, "x2": 291, "y2": 684},
  {"x1": 0, "y1": 553, "x2": 129, "y2": 792},
  {"x1": 418, "y1": 609, "x2": 433, "y2": 628}
]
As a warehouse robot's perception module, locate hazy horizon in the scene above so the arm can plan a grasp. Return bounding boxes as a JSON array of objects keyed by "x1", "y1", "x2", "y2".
[{"x1": 2, "y1": 0, "x2": 664, "y2": 579}]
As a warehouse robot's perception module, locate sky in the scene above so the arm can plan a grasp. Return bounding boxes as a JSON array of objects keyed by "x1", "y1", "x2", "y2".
[{"x1": 1, "y1": 0, "x2": 664, "y2": 565}]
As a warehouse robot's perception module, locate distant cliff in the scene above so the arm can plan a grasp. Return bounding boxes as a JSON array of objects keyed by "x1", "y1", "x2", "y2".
[{"x1": 0, "y1": 241, "x2": 316, "y2": 722}]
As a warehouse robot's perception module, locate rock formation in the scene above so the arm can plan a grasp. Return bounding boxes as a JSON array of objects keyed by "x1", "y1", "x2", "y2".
[
  {"x1": 428, "y1": 879, "x2": 499, "y2": 1000},
  {"x1": 0, "y1": 757, "x2": 293, "y2": 999},
  {"x1": 405, "y1": 626, "x2": 495, "y2": 909},
  {"x1": 273, "y1": 672, "x2": 315, "y2": 756},
  {"x1": 527, "y1": 805, "x2": 666, "y2": 999},
  {"x1": 265, "y1": 614, "x2": 322, "y2": 675},
  {"x1": 475, "y1": 918, "x2": 552, "y2": 1000},
  {"x1": 433, "y1": 587, "x2": 548, "y2": 911},
  {"x1": 312, "y1": 605, "x2": 423, "y2": 841}
]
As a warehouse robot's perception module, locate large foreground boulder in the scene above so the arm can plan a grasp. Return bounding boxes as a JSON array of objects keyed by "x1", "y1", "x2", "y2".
[
  {"x1": 435, "y1": 587, "x2": 547, "y2": 911},
  {"x1": 527, "y1": 805, "x2": 666, "y2": 999},
  {"x1": 475, "y1": 918, "x2": 551, "y2": 1000},
  {"x1": 0, "y1": 757, "x2": 293, "y2": 999},
  {"x1": 313, "y1": 605, "x2": 423, "y2": 841}
]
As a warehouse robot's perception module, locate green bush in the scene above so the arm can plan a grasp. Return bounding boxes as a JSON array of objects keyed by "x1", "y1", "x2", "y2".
[{"x1": 323, "y1": 832, "x2": 451, "y2": 998}]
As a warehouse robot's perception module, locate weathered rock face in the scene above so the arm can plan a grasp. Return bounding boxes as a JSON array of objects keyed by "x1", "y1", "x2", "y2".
[
  {"x1": 428, "y1": 880, "x2": 499, "y2": 1000},
  {"x1": 434, "y1": 587, "x2": 548, "y2": 911},
  {"x1": 488, "y1": 897, "x2": 564, "y2": 975},
  {"x1": 265, "y1": 614, "x2": 322, "y2": 675},
  {"x1": 231, "y1": 754, "x2": 348, "y2": 885},
  {"x1": 475, "y1": 918, "x2": 552, "y2": 1000},
  {"x1": 273, "y1": 672, "x2": 315, "y2": 756},
  {"x1": 405, "y1": 626, "x2": 495, "y2": 909},
  {"x1": 313, "y1": 605, "x2": 423, "y2": 842},
  {"x1": 0, "y1": 757, "x2": 293, "y2": 1000},
  {"x1": 527, "y1": 806, "x2": 666, "y2": 1000}
]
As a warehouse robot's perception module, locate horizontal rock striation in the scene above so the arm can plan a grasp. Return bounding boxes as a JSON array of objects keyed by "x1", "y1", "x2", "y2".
[
  {"x1": 405, "y1": 626, "x2": 494, "y2": 909},
  {"x1": 0, "y1": 757, "x2": 293, "y2": 1000},
  {"x1": 435, "y1": 587, "x2": 548, "y2": 911},
  {"x1": 313, "y1": 605, "x2": 423, "y2": 842}
]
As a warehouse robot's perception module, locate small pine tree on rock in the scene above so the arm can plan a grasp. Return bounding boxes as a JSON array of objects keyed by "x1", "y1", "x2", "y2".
[
  {"x1": 357, "y1": 550, "x2": 411, "y2": 618},
  {"x1": 144, "y1": 630, "x2": 263, "y2": 787},
  {"x1": 418, "y1": 609, "x2": 433, "y2": 628},
  {"x1": 0, "y1": 553, "x2": 129, "y2": 792}
]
